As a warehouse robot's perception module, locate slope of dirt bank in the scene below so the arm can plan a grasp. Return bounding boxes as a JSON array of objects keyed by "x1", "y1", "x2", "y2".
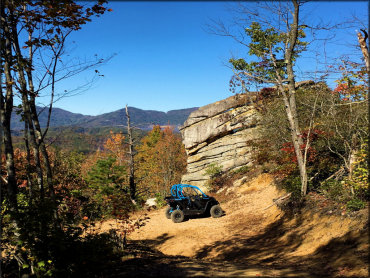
[{"x1": 125, "y1": 173, "x2": 368, "y2": 277}]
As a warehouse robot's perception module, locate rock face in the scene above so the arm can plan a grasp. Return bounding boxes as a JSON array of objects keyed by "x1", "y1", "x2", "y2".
[{"x1": 180, "y1": 94, "x2": 260, "y2": 189}]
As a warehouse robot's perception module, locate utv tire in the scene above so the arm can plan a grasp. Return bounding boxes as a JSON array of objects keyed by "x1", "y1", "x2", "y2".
[
  {"x1": 210, "y1": 205, "x2": 223, "y2": 218},
  {"x1": 171, "y1": 210, "x2": 184, "y2": 223},
  {"x1": 165, "y1": 207, "x2": 172, "y2": 219}
]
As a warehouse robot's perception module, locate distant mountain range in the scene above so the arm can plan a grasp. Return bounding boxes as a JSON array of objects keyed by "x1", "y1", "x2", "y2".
[{"x1": 11, "y1": 106, "x2": 199, "y2": 131}]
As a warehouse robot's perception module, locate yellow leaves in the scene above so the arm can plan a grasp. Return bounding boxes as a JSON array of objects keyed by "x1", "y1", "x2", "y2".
[
  {"x1": 103, "y1": 131, "x2": 126, "y2": 166},
  {"x1": 345, "y1": 141, "x2": 368, "y2": 195},
  {"x1": 136, "y1": 126, "x2": 186, "y2": 194}
]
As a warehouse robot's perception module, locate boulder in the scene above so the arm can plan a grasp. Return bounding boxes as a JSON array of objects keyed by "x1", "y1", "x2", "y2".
[
  {"x1": 145, "y1": 198, "x2": 157, "y2": 208},
  {"x1": 180, "y1": 94, "x2": 260, "y2": 190}
]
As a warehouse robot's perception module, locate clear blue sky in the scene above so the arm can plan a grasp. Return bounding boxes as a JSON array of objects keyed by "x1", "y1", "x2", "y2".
[{"x1": 45, "y1": 1, "x2": 368, "y2": 116}]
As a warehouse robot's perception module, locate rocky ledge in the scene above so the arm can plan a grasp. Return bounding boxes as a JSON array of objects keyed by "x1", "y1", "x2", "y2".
[{"x1": 180, "y1": 94, "x2": 260, "y2": 189}]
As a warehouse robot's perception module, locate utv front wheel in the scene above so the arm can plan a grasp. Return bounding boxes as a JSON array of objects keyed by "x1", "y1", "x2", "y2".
[
  {"x1": 210, "y1": 205, "x2": 223, "y2": 218},
  {"x1": 165, "y1": 207, "x2": 172, "y2": 219},
  {"x1": 171, "y1": 210, "x2": 184, "y2": 223}
]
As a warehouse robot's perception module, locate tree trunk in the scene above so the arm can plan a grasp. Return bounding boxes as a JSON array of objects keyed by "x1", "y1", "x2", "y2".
[
  {"x1": 7, "y1": 13, "x2": 45, "y2": 198},
  {"x1": 285, "y1": 0, "x2": 308, "y2": 196},
  {"x1": 24, "y1": 22, "x2": 56, "y2": 201},
  {"x1": 23, "y1": 120, "x2": 33, "y2": 198},
  {"x1": 126, "y1": 105, "x2": 136, "y2": 201},
  {"x1": 357, "y1": 30, "x2": 369, "y2": 73},
  {"x1": 22, "y1": 96, "x2": 45, "y2": 197},
  {"x1": 29, "y1": 95, "x2": 55, "y2": 200},
  {"x1": 1, "y1": 10, "x2": 18, "y2": 210}
]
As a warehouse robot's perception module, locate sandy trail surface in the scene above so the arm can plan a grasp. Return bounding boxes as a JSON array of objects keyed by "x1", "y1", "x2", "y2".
[
  {"x1": 101, "y1": 174, "x2": 368, "y2": 277},
  {"x1": 129, "y1": 174, "x2": 281, "y2": 258}
]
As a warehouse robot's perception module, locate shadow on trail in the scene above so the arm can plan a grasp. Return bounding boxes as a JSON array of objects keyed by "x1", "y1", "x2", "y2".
[
  {"x1": 195, "y1": 211, "x2": 305, "y2": 262},
  {"x1": 143, "y1": 232, "x2": 174, "y2": 247},
  {"x1": 183, "y1": 211, "x2": 226, "y2": 222},
  {"x1": 193, "y1": 209, "x2": 369, "y2": 277},
  {"x1": 104, "y1": 209, "x2": 368, "y2": 277}
]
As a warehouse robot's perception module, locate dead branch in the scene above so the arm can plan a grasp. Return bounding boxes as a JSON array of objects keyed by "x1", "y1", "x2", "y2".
[
  {"x1": 324, "y1": 167, "x2": 346, "y2": 182},
  {"x1": 0, "y1": 176, "x2": 8, "y2": 185},
  {"x1": 263, "y1": 192, "x2": 292, "y2": 210}
]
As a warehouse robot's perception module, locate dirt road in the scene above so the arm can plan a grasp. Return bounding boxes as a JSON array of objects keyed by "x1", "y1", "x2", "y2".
[
  {"x1": 130, "y1": 174, "x2": 282, "y2": 258},
  {"x1": 105, "y1": 174, "x2": 368, "y2": 277}
]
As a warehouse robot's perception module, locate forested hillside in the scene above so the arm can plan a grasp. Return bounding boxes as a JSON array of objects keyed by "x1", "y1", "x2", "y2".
[
  {"x1": 11, "y1": 126, "x2": 147, "y2": 154},
  {"x1": 10, "y1": 106, "x2": 198, "y2": 130}
]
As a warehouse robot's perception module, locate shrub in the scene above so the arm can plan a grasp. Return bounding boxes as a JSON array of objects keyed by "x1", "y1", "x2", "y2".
[
  {"x1": 154, "y1": 192, "x2": 167, "y2": 208},
  {"x1": 205, "y1": 163, "x2": 223, "y2": 178},
  {"x1": 320, "y1": 180, "x2": 350, "y2": 202},
  {"x1": 345, "y1": 141, "x2": 369, "y2": 200},
  {"x1": 232, "y1": 165, "x2": 250, "y2": 175},
  {"x1": 346, "y1": 198, "x2": 366, "y2": 211},
  {"x1": 280, "y1": 174, "x2": 302, "y2": 197},
  {"x1": 203, "y1": 163, "x2": 224, "y2": 191}
]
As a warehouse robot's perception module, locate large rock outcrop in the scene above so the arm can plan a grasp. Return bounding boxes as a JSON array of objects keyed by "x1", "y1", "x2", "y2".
[{"x1": 180, "y1": 94, "x2": 260, "y2": 189}]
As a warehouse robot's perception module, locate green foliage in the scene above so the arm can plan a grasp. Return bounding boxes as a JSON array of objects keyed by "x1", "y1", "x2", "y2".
[
  {"x1": 229, "y1": 21, "x2": 307, "y2": 85},
  {"x1": 87, "y1": 157, "x2": 126, "y2": 195},
  {"x1": 203, "y1": 163, "x2": 225, "y2": 191},
  {"x1": 245, "y1": 22, "x2": 285, "y2": 56},
  {"x1": 345, "y1": 140, "x2": 369, "y2": 200},
  {"x1": 232, "y1": 165, "x2": 250, "y2": 175},
  {"x1": 16, "y1": 192, "x2": 29, "y2": 208},
  {"x1": 86, "y1": 156, "x2": 131, "y2": 219},
  {"x1": 205, "y1": 163, "x2": 223, "y2": 178},
  {"x1": 252, "y1": 78, "x2": 368, "y2": 204},
  {"x1": 319, "y1": 180, "x2": 349, "y2": 202},
  {"x1": 3, "y1": 195, "x2": 127, "y2": 277},
  {"x1": 346, "y1": 198, "x2": 366, "y2": 211},
  {"x1": 136, "y1": 126, "x2": 187, "y2": 199},
  {"x1": 280, "y1": 174, "x2": 302, "y2": 198},
  {"x1": 142, "y1": 125, "x2": 163, "y2": 148},
  {"x1": 154, "y1": 192, "x2": 166, "y2": 208}
]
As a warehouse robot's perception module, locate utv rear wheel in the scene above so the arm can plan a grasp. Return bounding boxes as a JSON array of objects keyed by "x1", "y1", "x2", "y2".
[
  {"x1": 165, "y1": 207, "x2": 172, "y2": 219},
  {"x1": 171, "y1": 210, "x2": 184, "y2": 223},
  {"x1": 210, "y1": 205, "x2": 223, "y2": 218}
]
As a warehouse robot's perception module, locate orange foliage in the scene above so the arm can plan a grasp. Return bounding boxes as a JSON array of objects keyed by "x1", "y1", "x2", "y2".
[
  {"x1": 81, "y1": 131, "x2": 127, "y2": 176},
  {"x1": 332, "y1": 60, "x2": 368, "y2": 102},
  {"x1": 136, "y1": 125, "x2": 187, "y2": 196},
  {"x1": 103, "y1": 131, "x2": 127, "y2": 166}
]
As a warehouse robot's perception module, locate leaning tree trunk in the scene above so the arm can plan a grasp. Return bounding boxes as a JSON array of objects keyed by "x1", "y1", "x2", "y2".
[
  {"x1": 285, "y1": 0, "x2": 308, "y2": 196},
  {"x1": 270, "y1": 0, "x2": 307, "y2": 196}
]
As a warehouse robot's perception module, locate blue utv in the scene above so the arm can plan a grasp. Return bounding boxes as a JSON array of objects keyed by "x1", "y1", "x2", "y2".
[{"x1": 164, "y1": 184, "x2": 223, "y2": 223}]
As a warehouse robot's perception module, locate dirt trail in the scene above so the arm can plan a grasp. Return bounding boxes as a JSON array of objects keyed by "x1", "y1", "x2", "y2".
[
  {"x1": 104, "y1": 174, "x2": 368, "y2": 277},
  {"x1": 129, "y1": 174, "x2": 281, "y2": 258}
]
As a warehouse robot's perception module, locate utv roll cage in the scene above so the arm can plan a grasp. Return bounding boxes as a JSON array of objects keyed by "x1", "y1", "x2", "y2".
[{"x1": 170, "y1": 184, "x2": 209, "y2": 200}]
